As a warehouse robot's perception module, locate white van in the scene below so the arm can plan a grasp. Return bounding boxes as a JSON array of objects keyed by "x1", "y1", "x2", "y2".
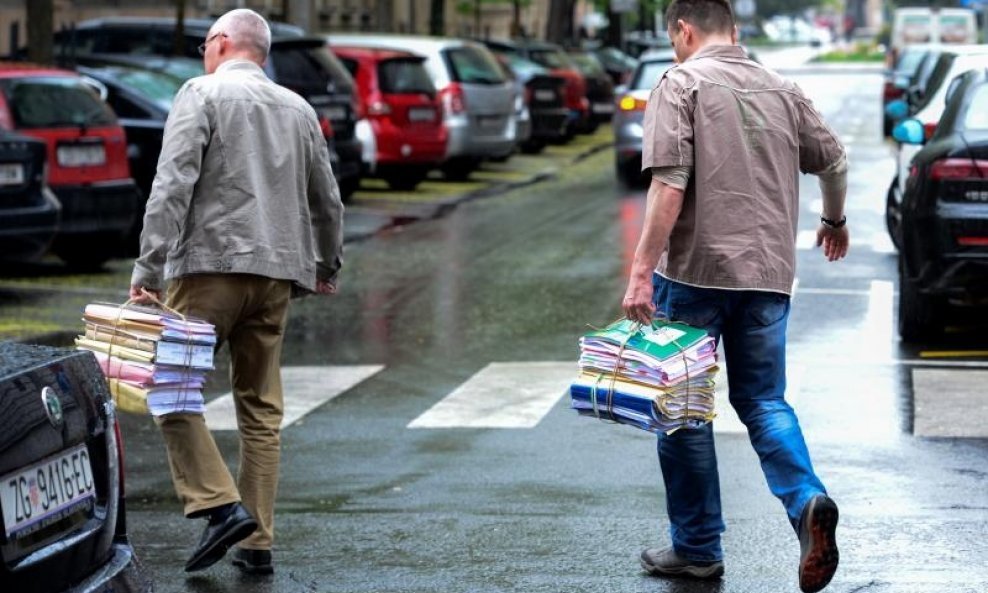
[{"x1": 891, "y1": 7, "x2": 977, "y2": 57}]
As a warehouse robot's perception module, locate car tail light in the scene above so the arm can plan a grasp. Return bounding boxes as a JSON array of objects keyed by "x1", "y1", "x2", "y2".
[
  {"x1": 883, "y1": 81, "x2": 904, "y2": 102},
  {"x1": 619, "y1": 96, "x2": 647, "y2": 111},
  {"x1": 367, "y1": 101, "x2": 392, "y2": 116},
  {"x1": 440, "y1": 83, "x2": 467, "y2": 116},
  {"x1": 930, "y1": 158, "x2": 988, "y2": 180},
  {"x1": 923, "y1": 121, "x2": 938, "y2": 140},
  {"x1": 957, "y1": 236, "x2": 988, "y2": 246},
  {"x1": 318, "y1": 115, "x2": 334, "y2": 139}
]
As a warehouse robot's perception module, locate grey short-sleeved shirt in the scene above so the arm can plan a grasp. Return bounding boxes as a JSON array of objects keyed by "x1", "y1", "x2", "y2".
[{"x1": 641, "y1": 45, "x2": 845, "y2": 294}]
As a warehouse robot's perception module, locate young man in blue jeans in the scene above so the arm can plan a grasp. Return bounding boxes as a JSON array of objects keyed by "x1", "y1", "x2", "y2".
[{"x1": 621, "y1": 1, "x2": 850, "y2": 592}]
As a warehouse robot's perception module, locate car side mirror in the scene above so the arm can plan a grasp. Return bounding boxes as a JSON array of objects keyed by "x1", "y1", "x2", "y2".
[
  {"x1": 892, "y1": 118, "x2": 925, "y2": 145},
  {"x1": 885, "y1": 99, "x2": 909, "y2": 121}
]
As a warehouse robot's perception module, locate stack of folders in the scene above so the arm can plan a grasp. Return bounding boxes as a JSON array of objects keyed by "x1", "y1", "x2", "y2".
[
  {"x1": 570, "y1": 318, "x2": 719, "y2": 435},
  {"x1": 75, "y1": 302, "x2": 216, "y2": 416}
]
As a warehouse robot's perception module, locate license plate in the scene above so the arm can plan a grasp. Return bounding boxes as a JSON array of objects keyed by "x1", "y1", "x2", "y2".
[
  {"x1": 408, "y1": 107, "x2": 436, "y2": 122},
  {"x1": 57, "y1": 143, "x2": 106, "y2": 167},
  {"x1": 0, "y1": 163, "x2": 24, "y2": 185},
  {"x1": 1, "y1": 444, "x2": 96, "y2": 540},
  {"x1": 477, "y1": 115, "x2": 503, "y2": 131},
  {"x1": 320, "y1": 106, "x2": 347, "y2": 121},
  {"x1": 593, "y1": 102, "x2": 615, "y2": 114},
  {"x1": 534, "y1": 89, "x2": 556, "y2": 102}
]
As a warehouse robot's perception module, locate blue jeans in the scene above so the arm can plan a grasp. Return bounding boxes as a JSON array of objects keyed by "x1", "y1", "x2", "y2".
[{"x1": 652, "y1": 274, "x2": 827, "y2": 562}]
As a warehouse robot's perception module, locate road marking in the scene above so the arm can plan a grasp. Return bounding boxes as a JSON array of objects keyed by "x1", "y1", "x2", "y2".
[
  {"x1": 913, "y1": 369, "x2": 988, "y2": 438},
  {"x1": 206, "y1": 365, "x2": 384, "y2": 431},
  {"x1": 920, "y1": 350, "x2": 988, "y2": 359},
  {"x1": 864, "y1": 280, "x2": 895, "y2": 359},
  {"x1": 408, "y1": 362, "x2": 573, "y2": 429}
]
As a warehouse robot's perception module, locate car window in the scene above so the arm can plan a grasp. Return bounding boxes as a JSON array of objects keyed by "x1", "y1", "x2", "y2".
[
  {"x1": 338, "y1": 56, "x2": 359, "y2": 78},
  {"x1": 110, "y1": 69, "x2": 185, "y2": 111},
  {"x1": 91, "y1": 28, "x2": 175, "y2": 55},
  {"x1": 631, "y1": 60, "x2": 675, "y2": 91},
  {"x1": 528, "y1": 48, "x2": 571, "y2": 70},
  {"x1": 896, "y1": 48, "x2": 927, "y2": 75},
  {"x1": 962, "y1": 83, "x2": 988, "y2": 130},
  {"x1": 569, "y1": 53, "x2": 606, "y2": 76},
  {"x1": 268, "y1": 45, "x2": 354, "y2": 94},
  {"x1": 378, "y1": 58, "x2": 435, "y2": 95},
  {"x1": 0, "y1": 77, "x2": 116, "y2": 129},
  {"x1": 913, "y1": 52, "x2": 952, "y2": 109},
  {"x1": 443, "y1": 46, "x2": 506, "y2": 84},
  {"x1": 106, "y1": 91, "x2": 153, "y2": 119}
]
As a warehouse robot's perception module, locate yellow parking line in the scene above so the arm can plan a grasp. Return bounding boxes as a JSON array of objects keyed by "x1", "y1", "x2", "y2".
[{"x1": 919, "y1": 350, "x2": 988, "y2": 359}]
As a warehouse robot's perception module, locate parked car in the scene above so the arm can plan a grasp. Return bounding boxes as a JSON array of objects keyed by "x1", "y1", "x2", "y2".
[
  {"x1": 889, "y1": 7, "x2": 977, "y2": 63},
  {"x1": 481, "y1": 38, "x2": 590, "y2": 139},
  {"x1": 882, "y1": 44, "x2": 936, "y2": 137},
  {"x1": 53, "y1": 17, "x2": 363, "y2": 201},
  {"x1": 329, "y1": 34, "x2": 517, "y2": 180},
  {"x1": 0, "y1": 131, "x2": 60, "y2": 263},
  {"x1": 494, "y1": 56, "x2": 532, "y2": 158},
  {"x1": 0, "y1": 64, "x2": 141, "y2": 268},
  {"x1": 884, "y1": 45, "x2": 988, "y2": 250},
  {"x1": 590, "y1": 45, "x2": 637, "y2": 86},
  {"x1": 331, "y1": 46, "x2": 447, "y2": 190},
  {"x1": 496, "y1": 52, "x2": 568, "y2": 154},
  {"x1": 0, "y1": 342, "x2": 151, "y2": 593},
  {"x1": 612, "y1": 48, "x2": 677, "y2": 187},
  {"x1": 891, "y1": 68, "x2": 988, "y2": 341},
  {"x1": 566, "y1": 49, "x2": 615, "y2": 131}
]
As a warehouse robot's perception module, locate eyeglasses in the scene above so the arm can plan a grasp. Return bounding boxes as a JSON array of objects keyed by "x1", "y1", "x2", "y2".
[{"x1": 198, "y1": 32, "x2": 227, "y2": 56}]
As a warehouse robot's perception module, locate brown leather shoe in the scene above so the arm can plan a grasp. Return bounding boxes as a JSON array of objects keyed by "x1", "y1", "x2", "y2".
[{"x1": 798, "y1": 495, "x2": 839, "y2": 593}]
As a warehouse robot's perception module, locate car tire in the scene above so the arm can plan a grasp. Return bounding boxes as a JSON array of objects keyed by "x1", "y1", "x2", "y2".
[
  {"x1": 520, "y1": 139, "x2": 546, "y2": 154},
  {"x1": 441, "y1": 158, "x2": 480, "y2": 181},
  {"x1": 53, "y1": 234, "x2": 121, "y2": 271},
  {"x1": 898, "y1": 261, "x2": 942, "y2": 342},
  {"x1": 885, "y1": 178, "x2": 902, "y2": 251},
  {"x1": 616, "y1": 158, "x2": 645, "y2": 188},
  {"x1": 338, "y1": 176, "x2": 359, "y2": 203},
  {"x1": 883, "y1": 116, "x2": 894, "y2": 138},
  {"x1": 385, "y1": 169, "x2": 428, "y2": 192}
]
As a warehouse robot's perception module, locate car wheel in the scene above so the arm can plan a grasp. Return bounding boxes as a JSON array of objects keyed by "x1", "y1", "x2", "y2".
[
  {"x1": 520, "y1": 139, "x2": 546, "y2": 154},
  {"x1": 885, "y1": 179, "x2": 902, "y2": 251},
  {"x1": 338, "y1": 176, "x2": 359, "y2": 203},
  {"x1": 441, "y1": 158, "x2": 479, "y2": 181},
  {"x1": 883, "y1": 116, "x2": 894, "y2": 138},
  {"x1": 616, "y1": 158, "x2": 645, "y2": 188},
  {"x1": 385, "y1": 169, "x2": 428, "y2": 192},
  {"x1": 898, "y1": 261, "x2": 942, "y2": 342},
  {"x1": 53, "y1": 234, "x2": 121, "y2": 271}
]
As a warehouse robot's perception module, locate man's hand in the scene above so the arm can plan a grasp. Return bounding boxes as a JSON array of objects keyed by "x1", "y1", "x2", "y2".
[
  {"x1": 315, "y1": 280, "x2": 337, "y2": 295},
  {"x1": 816, "y1": 225, "x2": 850, "y2": 262},
  {"x1": 129, "y1": 285, "x2": 161, "y2": 304},
  {"x1": 622, "y1": 275, "x2": 655, "y2": 325}
]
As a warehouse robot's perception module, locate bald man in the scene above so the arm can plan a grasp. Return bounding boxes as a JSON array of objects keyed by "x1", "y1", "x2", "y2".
[{"x1": 130, "y1": 9, "x2": 343, "y2": 574}]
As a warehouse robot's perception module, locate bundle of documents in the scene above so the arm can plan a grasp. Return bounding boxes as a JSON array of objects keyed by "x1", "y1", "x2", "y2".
[
  {"x1": 75, "y1": 302, "x2": 216, "y2": 416},
  {"x1": 570, "y1": 319, "x2": 718, "y2": 434}
]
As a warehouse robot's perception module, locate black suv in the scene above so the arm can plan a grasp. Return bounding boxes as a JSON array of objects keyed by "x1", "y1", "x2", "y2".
[
  {"x1": 54, "y1": 17, "x2": 362, "y2": 200},
  {"x1": 893, "y1": 68, "x2": 988, "y2": 341},
  {"x1": 0, "y1": 131, "x2": 60, "y2": 263},
  {"x1": 0, "y1": 343, "x2": 150, "y2": 593}
]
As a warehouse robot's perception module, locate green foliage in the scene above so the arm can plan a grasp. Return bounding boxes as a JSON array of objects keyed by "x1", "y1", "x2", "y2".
[{"x1": 813, "y1": 42, "x2": 885, "y2": 62}]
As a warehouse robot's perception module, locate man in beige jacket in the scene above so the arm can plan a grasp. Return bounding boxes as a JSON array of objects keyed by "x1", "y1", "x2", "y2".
[{"x1": 129, "y1": 8, "x2": 343, "y2": 575}]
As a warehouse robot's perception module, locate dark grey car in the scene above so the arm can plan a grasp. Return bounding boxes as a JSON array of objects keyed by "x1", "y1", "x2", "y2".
[{"x1": 612, "y1": 49, "x2": 676, "y2": 187}]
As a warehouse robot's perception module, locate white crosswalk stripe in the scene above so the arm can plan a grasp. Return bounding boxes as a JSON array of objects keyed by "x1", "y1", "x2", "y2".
[
  {"x1": 205, "y1": 365, "x2": 384, "y2": 431},
  {"x1": 408, "y1": 362, "x2": 574, "y2": 429}
]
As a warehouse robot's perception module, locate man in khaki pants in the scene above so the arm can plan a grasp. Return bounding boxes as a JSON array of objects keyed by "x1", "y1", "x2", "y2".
[{"x1": 129, "y1": 8, "x2": 343, "y2": 575}]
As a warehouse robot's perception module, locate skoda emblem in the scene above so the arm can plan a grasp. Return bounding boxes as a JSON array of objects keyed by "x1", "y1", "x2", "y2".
[{"x1": 41, "y1": 387, "x2": 64, "y2": 429}]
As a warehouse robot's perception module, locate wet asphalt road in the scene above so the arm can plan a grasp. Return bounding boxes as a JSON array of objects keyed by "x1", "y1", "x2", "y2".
[{"x1": 6, "y1": 62, "x2": 988, "y2": 593}]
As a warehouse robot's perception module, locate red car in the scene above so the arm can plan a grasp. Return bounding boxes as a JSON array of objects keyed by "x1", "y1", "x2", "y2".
[
  {"x1": 331, "y1": 46, "x2": 447, "y2": 191},
  {"x1": 0, "y1": 64, "x2": 140, "y2": 268}
]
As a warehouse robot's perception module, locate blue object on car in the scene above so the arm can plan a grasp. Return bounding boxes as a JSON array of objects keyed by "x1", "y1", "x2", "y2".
[
  {"x1": 885, "y1": 98, "x2": 909, "y2": 121},
  {"x1": 892, "y1": 118, "x2": 926, "y2": 145}
]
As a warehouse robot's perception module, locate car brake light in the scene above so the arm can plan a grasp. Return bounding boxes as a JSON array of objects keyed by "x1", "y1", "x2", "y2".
[
  {"x1": 440, "y1": 83, "x2": 466, "y2": 115},
  {"x1": 923, "y1": 122, "x2": 937, "y2": 140},
  {"x1": 930, "y1": 158, "x2": 988, "y2": 180},
  {"x1": 619, "y1": 96, "x2": 647, "y2": 111},
  {"x1": 957, "y1": 236, "x2": 988, "y2": 246},
  {"x1": 318, "y1": 115, "x2": 334, "y2": 139},
  {"x1": 883, "y1": 81, "x2": 904, "y2": 102},
  {"x1": 367, "y1": 101, "x2": 392, "y2": 116}
]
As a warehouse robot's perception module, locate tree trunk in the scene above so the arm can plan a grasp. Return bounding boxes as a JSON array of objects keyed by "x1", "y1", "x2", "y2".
[
  {"x1": 606, "y1": 8, "x2": 622, "y2": 48},
  {"x1": 511, "y1": 0, "x2": 521, "y2": 37},
  {"x1": 173, "y1": 0, "x2": 186, "y2": 58},
  {"x1": 26, "y1": 0, "x2": 54, "y2": 65},
  {"x1": 545, "y1": 0, "x2": 575, "y2": 45},
  {"x1": 430, "y1": 0, "x2": 445, "y2": 35}
]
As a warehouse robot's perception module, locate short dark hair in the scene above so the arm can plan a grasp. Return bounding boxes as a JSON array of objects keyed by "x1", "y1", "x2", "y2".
[{"x1": 665, "y1": 0, "x2": 735, "y2": 35}]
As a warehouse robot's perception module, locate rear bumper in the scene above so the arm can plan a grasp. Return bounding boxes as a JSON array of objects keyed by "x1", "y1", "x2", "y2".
[
  {"x1": 51, "y1": 180, "x2": 141, "y2": 237},
  {"x1": 0, "y1": 188, "x2": 60, "y2": 261},
  {"x1": 66, "y1": 542, "x2": 152, "y2": 593},
  {"x1": 332, "y1": 137, "x2": 363, "y2": 184},
  {"x1": 445, "y1": 115, "x2": 517, "y2": 160},
  {"x1": 530, "y1": 108, "x2": 569, "y2": 140}
]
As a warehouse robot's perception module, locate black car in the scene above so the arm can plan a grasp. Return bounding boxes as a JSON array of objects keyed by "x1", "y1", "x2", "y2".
[
  {"x1": 53, "y1": 17, "x2": 362, "y2": 201},
  {"x1": 495, "y1": 53, "x2": 568, "y2": 153},
  {"x1": 892, "y1": 68, "x2": 988, "y2": 341},
  {"x1": 0, "y1": 132, "x2": 60, "y2": 263},
  {"x1": 566, "y1": 49, "x2": 615, "y2": 131},
  {"x1": 591, "y1": 45, "x2": 637, "y2": 86},
  {"x1": 0, "y1": 343, "x2": 150, "y2": 593}
]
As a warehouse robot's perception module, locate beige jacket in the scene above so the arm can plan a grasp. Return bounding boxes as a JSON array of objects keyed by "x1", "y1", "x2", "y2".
[
  {"x1": 132, "y1": 60, "x2": 343, "y2": 293},
  {"x1": 642, "y1": 45, "x2": 845, "y2": 294}
]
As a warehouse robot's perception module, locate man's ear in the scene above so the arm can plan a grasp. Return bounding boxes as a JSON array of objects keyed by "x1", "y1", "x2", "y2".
[
  {"x1": 732, "y1": 25, "x2": 739, "y2": 44},
  {"x1": 677, "y1": 19, "x2": 692, "y2": 44}
]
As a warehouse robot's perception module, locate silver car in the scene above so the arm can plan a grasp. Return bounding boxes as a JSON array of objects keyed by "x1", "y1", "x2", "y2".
[
  {"x1": 612, "y1": 48, "x2": 676, "y2": 187},
  {"x1": 328, "y1": 34, "x2": 518, "y2": 180}
]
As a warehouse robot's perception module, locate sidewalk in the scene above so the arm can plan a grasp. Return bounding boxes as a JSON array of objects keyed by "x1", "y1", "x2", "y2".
[{"x1": 342, "y1": 126, "x2": 614, "y2": 243}]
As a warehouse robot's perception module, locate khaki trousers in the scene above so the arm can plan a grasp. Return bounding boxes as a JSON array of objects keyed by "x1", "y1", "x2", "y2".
[{"x1": 157, "y1": 273, "x2": 291, "y2": 550}]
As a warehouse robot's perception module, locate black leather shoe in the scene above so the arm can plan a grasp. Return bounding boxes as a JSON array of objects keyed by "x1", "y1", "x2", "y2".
[
  {"x1": 232, "y1": 547, "x2": 274, "y2": 575},
  {"x1": 185, "y1": 503, "x2": 258, "y2": 573},
  {"x1": 798, "y1": 494, "x2": 839, "y2": 593}
]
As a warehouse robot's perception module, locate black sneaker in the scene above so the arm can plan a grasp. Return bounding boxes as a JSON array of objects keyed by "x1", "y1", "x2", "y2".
[
  {"x1": 798, "y1": 494, "x2": 839, "y2": 593},
  {"x1": 640, "y1": 547, "x2": 724, "y2": 579},
  {"x1": 232, "y1": 547, "x2": 274, "y2": 575}
]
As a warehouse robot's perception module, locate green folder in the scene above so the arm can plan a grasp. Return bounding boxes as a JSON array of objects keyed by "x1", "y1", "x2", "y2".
[{"x1": 581, "y1": 319, "x2": 712, "y2": 363}]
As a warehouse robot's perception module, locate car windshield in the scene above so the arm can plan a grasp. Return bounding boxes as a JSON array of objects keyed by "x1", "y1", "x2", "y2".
[
  {"x1": 962, "y1": 83, "x2": 988, "y2": 131},
  {"x1": 107, "y1": 68, "x2": 186, "y2": 110},
  {"x1": 896, "y1": 48, "x2": 927, "y2": 75},
  {"x1": 631, "y1": 60, "x2": 675, "y2": 91},
  {"x1": 269, "y1": 44, "x2": 354, "y2": 94},
  {"x1": 0, "y1": 76, "x2": 116, "y2": 129},
  {"x1": 378, "y1": 58, "x2": 435, "y2": 95},
  {"x1": 569, "y1": 53, "x2": 606, "y2": 76},
  {"x1": 444, "y1": 46, "x2": 506, "y2": 84},
  {"x1": 528, "y1": 48, "x2": 571, "y2": 70}
]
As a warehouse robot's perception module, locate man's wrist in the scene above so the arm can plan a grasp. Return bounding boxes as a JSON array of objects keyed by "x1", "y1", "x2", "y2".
[{"x1": 820, "y1": 214, "x2": 846, "y2": 229}]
